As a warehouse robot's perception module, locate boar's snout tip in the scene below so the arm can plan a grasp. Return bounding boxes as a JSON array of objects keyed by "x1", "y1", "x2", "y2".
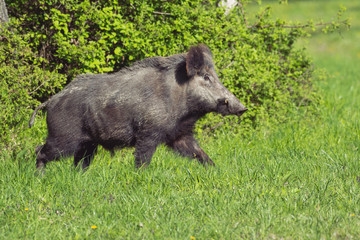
[
  {"x1": 217, "y1": 98, "x2": 248, "y2": 116},
  {"x1": 236, "y1": 106, "x2": 248, "y2": 116}
]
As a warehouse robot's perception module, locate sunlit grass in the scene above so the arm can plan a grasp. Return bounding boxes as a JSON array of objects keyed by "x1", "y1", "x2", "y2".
[{"x1": 1, "y1": 105, "x2": 359, "y2": 238}]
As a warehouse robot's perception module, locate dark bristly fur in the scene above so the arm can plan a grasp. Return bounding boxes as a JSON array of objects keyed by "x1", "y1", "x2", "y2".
[{"x1": 30, "y1": 44, "x2": 247, "y2": 170}]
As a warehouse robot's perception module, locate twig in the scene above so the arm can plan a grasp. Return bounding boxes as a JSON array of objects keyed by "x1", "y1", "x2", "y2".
[
  {"x1": 224, "y1": 61, "x2": 234, "y2": 69},
  {"x1": 238, "y1": 2, "x2": 248, "y2": 27},
  {"x1": 248, "y1": 7, "x2": 269, "y2": 29},
  {"x1": 209, "y1": 121, "x2": 224, "y2": 131},
  {"x1": 28, "y1": 80, "x2": 46, "y2": 95},
  {"x1": 153, "y1": 11, "x2": 173, "y2": 17}
]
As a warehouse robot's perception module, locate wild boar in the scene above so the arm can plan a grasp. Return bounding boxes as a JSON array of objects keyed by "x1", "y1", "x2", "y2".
[{"x1": 29, "y1": 44, "x2": 247, "y2": 169}]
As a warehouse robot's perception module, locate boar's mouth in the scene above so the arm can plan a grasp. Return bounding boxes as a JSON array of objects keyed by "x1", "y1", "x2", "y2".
[{"x1": 217, "y1": 98, "x2": 248, "y2": 116}]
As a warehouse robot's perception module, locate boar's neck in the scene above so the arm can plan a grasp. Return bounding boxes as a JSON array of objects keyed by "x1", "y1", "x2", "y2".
[{"x1": 170, "y1": 112, "x2": 204, "y2": 139}]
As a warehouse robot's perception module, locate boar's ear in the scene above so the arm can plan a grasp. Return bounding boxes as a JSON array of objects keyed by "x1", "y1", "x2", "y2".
[{"x1": 186, "y1": 45, "x2": 205, "y2": 77}]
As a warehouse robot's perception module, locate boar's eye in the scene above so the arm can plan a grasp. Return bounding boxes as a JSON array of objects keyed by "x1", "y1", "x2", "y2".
[{"x1": 204, "y1": 74, "x2": 211, "y2": 82}]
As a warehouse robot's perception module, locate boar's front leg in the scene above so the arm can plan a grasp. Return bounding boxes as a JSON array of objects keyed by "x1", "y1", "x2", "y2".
[
  {"x1": 168, "y1": 135, "x2": 215, "y2": 166},
  {"x1": 134, "y1": 138, "x2": 158, "y2": 168}
]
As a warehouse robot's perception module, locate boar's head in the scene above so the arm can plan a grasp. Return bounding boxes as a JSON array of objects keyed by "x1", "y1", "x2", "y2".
[{"x1": 184, "y1": 44, "x2": 247, "y2": 117}]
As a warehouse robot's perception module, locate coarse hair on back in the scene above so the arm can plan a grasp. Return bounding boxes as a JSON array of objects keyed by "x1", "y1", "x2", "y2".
[
  {"x1": 116, "y1": 53, "x2": 187, "y2": 76},
  {"x1": 113, "y1": 45, "x2": 213, "y2": 79}
]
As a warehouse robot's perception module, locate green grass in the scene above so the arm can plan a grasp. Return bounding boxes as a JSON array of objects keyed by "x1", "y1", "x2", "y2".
[
  {"x1": 1, "y1": 1, "x2": 360, "y2": 239},
  {"x1": 2, "y1": 120, "x2": 359, "y2": 239}
]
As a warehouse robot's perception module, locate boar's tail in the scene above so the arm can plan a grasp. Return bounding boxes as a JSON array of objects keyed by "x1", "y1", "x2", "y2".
[{"x1": 28, "y1": 101, "x2": 48, "y2": 128}]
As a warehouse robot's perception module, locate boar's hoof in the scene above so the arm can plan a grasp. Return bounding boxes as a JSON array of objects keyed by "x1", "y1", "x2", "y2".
[
  {"x1": 204, "y1": 158, "x2": 215, "y2": 167},
  {"x1": 135, "y1": 161, "x2": 150, "y2": 169},
  {"x1": 36, "y1": 160, "x2": 45, "y2": 169},
  {"x1": 34, "y1": 168, "x2": 45, "y2": 177}
]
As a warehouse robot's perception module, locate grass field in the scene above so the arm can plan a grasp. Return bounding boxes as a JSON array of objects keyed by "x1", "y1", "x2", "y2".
[{"x1": 1, "y1": 1, "x2": 360, "y2": 239}]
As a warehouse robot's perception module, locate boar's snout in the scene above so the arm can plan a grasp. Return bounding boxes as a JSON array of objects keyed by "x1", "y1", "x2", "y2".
[
  {"x1": 233, "y1": 102, "x2": 248, "y2": 116},
  {"x1": 218, "y1": 97, "x2": 248, "y2": 116}
]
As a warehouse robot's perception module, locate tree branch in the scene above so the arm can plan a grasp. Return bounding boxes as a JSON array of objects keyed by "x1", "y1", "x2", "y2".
[
  {"x1": 0, "y1": 0, "x2": 9, "y2": 23},
  {"x1": 249, "y1": 20, "x2": 349, "y2": 29},
  {"x1": 235, "y1": 2, "x2": 348, "y2": 30}
]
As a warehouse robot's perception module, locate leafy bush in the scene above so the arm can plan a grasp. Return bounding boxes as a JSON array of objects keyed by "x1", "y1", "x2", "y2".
[
  {"x1": 2, "y1": 0, "x2": 346, "y2": 149},
  {"x1": 0, "y1": 22, "x2": 66, "y2": 147}
]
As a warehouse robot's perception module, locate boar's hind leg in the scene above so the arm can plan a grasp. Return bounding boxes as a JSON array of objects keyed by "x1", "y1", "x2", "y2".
[
  {"x1": 74, "y1": 142, "x2": 98, "y2": 170},
  {"x1": 168, "y1": 135, "x2": 215, "y2": 166},
  {"x1": 36, "y1": 143, "x2": 60, "y2": 169}
]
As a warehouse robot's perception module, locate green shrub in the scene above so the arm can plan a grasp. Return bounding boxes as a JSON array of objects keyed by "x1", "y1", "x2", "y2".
[
  {"x1": 2, "y1": 0, "x2": 346, "y2": 149},
  {"x1": 0, "y1": 22, "x2": 66, "y2": 148}
]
